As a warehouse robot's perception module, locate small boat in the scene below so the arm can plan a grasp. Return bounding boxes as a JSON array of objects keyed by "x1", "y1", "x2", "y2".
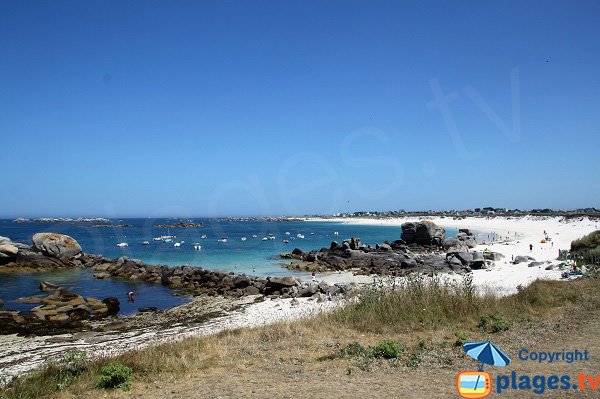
[
  {"x1": 297, "y1": 234, "x2": 305, "y2": 239},
  {"x1": 142, "y1": 241, "x2": 150, "y2": 245},
  {"x1": 262, "y1": 237, "x2": 268, "y2": 241},
  {"x1": 117, "y1": 242, "x2": 128, "y2": 247},
  {"x1": 267, "y1": 234, "x2": 276, "y2": 240},
  {"x1": 180, "y1": 240, "x2": 185, "y2": 244},
  {"x1": 334, "y1": 231, "x2": 339, "y2": 235},
  {"x1": 153, "y1": 237, "x2": 162, "y2": 241},
  {"x1": 285, "y1": 232, "x2": 291, "y2": 235},
  {"x1": 193, "y1": 243, "x2": 202, "y2": 250},
  {"x1": 241, "y1": 237, "x2": 247, "y2": 241},
  {"x1": 310, "y1": 232, "x2": 314, "y2": 235},
  {"x1": 283, "y1": 240, "x2": 289, "y2": 244},
  {"x1": 174, "y1": 242, "x2": 181, "y2": 247},
  {"x1": 218, "y1": 236, "x2": 228, "y2": 243},
  {"x1": 164, "y1": 238, "x2": 173, "y2": 243},
  {"x1": 201, "y1": 234, "x2": 207, "y2": 239},
  {"x1": 252, "y1": 234, "x2": 258, "y2": 238}
]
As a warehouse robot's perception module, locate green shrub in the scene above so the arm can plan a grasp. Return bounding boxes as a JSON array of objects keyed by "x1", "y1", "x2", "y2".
[
  {"x1": 96, "y1": 362, "x2": 132, "y2": 390},
  {"x1": 337, "y1": 342, "x2": 368, "y2": 358},
  {"x1": 372, "y1": 339, "x2": 404, "y2": 359},
  {"x1": 55, "y1": 349, "x2": 87, "y2": 390},
  {"x1": 454, "y1": 331, "x2": 470, "y2": 347},
  {"x1": 479, "y1": 314, "x2": 510, "y2": 333}
]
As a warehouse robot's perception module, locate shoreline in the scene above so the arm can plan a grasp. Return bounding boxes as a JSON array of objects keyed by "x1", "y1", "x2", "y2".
[
  {"x1": 304, "y1": 215, "x2": 599, "y2": 294},
  {"x1": 1, "y1": 215, "x2": 598, "y2": 385}
]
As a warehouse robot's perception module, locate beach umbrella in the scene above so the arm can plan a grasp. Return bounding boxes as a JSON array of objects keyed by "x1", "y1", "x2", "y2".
[{"x1": 463, "y1": 341, "x2": 511, "y2": 369}]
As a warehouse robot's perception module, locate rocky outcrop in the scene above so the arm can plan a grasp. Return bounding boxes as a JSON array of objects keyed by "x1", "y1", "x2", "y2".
[
  {"x1": 0, "y1": 234, "x2": 99, "y2": 270},
  {"x1": 401, "y1": 221, "x2": 445, "y2": 246},
  {"x1": 0, "y1": 286, "x2": 119, "y2": 335},
  {"x1": 281, "y1": 236, "x2": 471, "y2": 277},
  {"x1": 32, "y1": 233, "x2": 82, "y2": 259}
]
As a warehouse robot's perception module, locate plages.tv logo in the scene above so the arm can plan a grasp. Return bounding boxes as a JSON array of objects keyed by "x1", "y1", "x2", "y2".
[{"x1": 457, "y1": 341, "x2": 511, "y2": 398}]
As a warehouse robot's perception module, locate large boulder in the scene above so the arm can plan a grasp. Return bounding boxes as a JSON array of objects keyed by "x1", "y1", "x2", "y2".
[
  {"x1": 267, "y1": 276, "x2": 298, "y2": 289},
  {"x1": 32, "y1": 233, "x2": 82, "y2": 259},
  {"x1": 0, "y1": 244, "x2": 18, "y2": 256},
  {"x1": 402, "y1": 221, "x2": 445, "y2": 246}
]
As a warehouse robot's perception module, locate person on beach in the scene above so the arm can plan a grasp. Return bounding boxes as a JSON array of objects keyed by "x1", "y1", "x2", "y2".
[
  {"x1": 127, "y1": 291, "x2": 135, "y2": 302},
  {"x1": 529, "y1": 244, "x2": 533, "y2": 251},
  {"x1": 311, "y1": 271, "x2": 316, "y2": 281}
]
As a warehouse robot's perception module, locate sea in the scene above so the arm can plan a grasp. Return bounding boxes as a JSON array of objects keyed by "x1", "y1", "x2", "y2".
[{"x1": 0, "y1": 218, "x2": 457, "y2": 315}]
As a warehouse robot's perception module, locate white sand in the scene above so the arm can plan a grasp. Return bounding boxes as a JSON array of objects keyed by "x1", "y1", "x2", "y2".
[{"x1": 308, "y1": 215, "x2": 599, "y2": 294}]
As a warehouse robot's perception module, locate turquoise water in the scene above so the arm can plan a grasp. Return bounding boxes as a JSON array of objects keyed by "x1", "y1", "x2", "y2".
[{"x1": 0, "y1": 218, "x2": 457, "y2": 314}]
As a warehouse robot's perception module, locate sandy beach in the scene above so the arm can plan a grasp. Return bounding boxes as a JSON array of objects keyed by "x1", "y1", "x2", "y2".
[{"x1": 311, "y1": 215, "x2": 599, "y2": 294}]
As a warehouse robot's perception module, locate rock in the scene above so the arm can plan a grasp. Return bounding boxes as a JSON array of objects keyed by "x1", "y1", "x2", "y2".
[
  {"x1": 0, "y1": 236, "x2": 12, "y2": 245},
  {"x1": 93, "y1": 272, "x2": 111, "y2": 279},
  {"x1": 400, "y1": 258, "x2": 418, "y2": 269},
  {"x1": 483, "y1": 252, "x2": 504, "y2": 261},
  {"x1": 232, "y1": 275, "x2": 251, "y2": 288},
  {"x1": 298, "y1": 284, "x2": 319, "y2": 297},
  {"x1": 452, "y1": 252, "x2": 474, "y2": 266},
  {"x1": 291, "y1": 248, "x2": 304, "y2": 256},
  {"x1": 401, "y1": 221, "x2": 445, "y2": 246},
  {"x1": 32, "y1": 233, "x2": 82, "y2": 259},
  {"x1": 377, "y1": 243, "x2": 392, "y2": 251},
  {"x1": 243, "y1": 286, "x2": 260, "y2": 295},
  {"x1": 267, "y1": 276, "x2": 297, "y2": 288},
  {"x1": 513, "y1": 255, "x2": 535, "y2": 265},
  {"x1": 39, "y1": 281, "x2": 61, "y2": 292},
  {"x1": 67, "y1": 307, "x2": 91, "y2": 321},
  {"x1": 349, "y1": 237, "x2": 361, "y2": 250},
  {"x1": 138, "y1": 307, "x2": 159, "y2": 313},
  {"x1": 14, "y1": 296, "x2": 44, "y2": 304},
  {"x1": 290, "y1": 298, "x2": 300, "y2": 306},
  {"x1": 545, "y1": 264, "x2": 557, "y2": 270},
  {"x1": 0, "y1": 244, "x2": 18, "y2": 256},
  {"x1": 528, "y1": 261, "x2": 544, "y2": 268},
  {"x1": 330, "y1": 241, "x2": 340, "y2": 250},
  {"x1": 0, "y1": 299, "x2": 4, "y2": 309},
  {"x1": 102, "y1": 297, "x2": 120, "y2": 316}
]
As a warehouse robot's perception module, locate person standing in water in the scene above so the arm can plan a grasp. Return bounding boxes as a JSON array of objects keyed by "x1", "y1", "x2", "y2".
[{"x1": 529, "y1": 244, "x2": 533, "y2": 251}]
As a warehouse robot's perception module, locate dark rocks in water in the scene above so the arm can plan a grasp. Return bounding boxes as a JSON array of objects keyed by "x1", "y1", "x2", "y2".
[
  {"x1": 32, "y1": 233, "x2": 82, "y2": 259},
  {"x1": 14, "y1": 296, "x2": 44, "y2": 304},
  {"x1": 401, "y1": 221, "x2": 445, "y2": 247},
  {"x1": 39, "y1": 281, "x2": 60, "y2": 292},
  {"x1": 137, "y1": 307, "x2": 159, "y2": 313},
  {"x1": 154, "y1": 222, "x2": 203, "y2": 229},
  {"x1": 102, "y1": 297, "x2": 120, "y2": 316},
  {"x1": 292, "y1": 248, "x2": 304, "y2": 256},
  {"x1": 0, "y1": 299, "x2": 4, "y2": 309}
]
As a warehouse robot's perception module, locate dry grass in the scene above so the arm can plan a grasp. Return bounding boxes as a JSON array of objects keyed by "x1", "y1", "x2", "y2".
[{"x1": 3, "y1": 275, "x2": 600, "y2": 399}]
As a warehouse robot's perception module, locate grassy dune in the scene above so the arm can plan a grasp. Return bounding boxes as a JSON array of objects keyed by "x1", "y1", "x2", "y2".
[{"x1": 2, "y1": 272, "x2": 600, "y2": 399}]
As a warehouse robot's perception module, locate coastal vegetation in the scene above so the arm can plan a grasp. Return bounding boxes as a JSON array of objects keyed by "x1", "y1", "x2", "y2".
[
  {"x1": 2, "y1": 272, "x2": 599, "y2": 399},
  {"x1": 571, "y1": 230, "x2": 600, "y2": 264}
]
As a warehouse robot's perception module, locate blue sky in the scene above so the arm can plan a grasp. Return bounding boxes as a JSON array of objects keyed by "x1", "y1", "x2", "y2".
[{"x1": 1, "y1": 1, "x2": 599, "y2": 217}]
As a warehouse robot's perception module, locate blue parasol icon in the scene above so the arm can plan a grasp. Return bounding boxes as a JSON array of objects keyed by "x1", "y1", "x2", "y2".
[{"x1": 463, "y1": 341, "x2": 511, "y2": 371}]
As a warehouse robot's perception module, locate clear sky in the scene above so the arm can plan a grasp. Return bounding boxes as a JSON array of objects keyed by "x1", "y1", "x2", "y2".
[{"x1": 1, "y1": 1, "x2": 599, "y2": 217}]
